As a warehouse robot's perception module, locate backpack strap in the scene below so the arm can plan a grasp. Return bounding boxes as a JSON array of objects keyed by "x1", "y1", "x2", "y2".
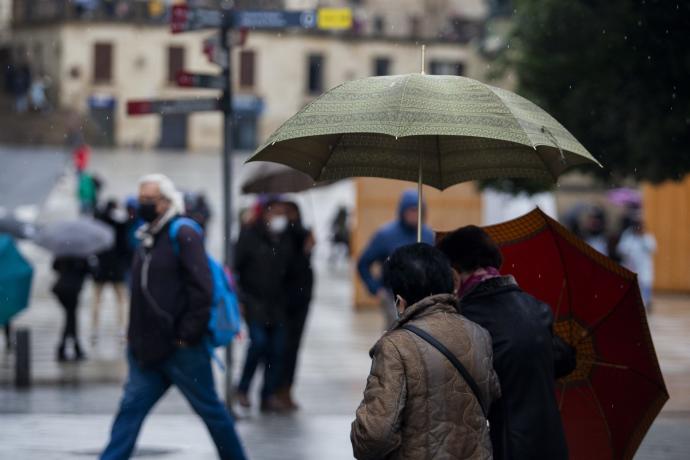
[
  {"x1": 402, "y1": 324, "x2": 489, "y2": 420},
  {"x1": 169, "y1": 217, "x2": 204, "y2": 255}
]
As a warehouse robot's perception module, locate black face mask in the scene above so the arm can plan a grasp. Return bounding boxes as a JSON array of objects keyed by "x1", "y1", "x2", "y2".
[{"x1": 138, "y1": 203, "x2": 159, "y2": 223}]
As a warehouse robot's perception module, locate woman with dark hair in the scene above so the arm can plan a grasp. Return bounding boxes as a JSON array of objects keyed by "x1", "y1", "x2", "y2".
[
  {"x1": 437, "y1": 226, "x2": 576, "y2": 460},
  {"x1": 351, "y1": 243, "x2": 500, "y2": 459}
]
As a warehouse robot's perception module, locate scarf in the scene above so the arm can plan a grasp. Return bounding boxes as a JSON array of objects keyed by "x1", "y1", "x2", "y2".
[
  {"x1": 458, "y1": 267, "x2": 502, "y2": 298},
  {"x1": 135, "y1": 207, "x2": 178, "y2": 249}
]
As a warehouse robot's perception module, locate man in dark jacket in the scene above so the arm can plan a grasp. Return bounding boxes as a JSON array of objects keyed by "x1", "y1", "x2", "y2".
[
  {"x1": 357, "y1": 190, "x2": 434, "y2": 327},
  {"x1": 101, "y1": 174, "x2": 246, "y2": 460},
  {"x1": 438, "y1": 226, "x2": 576, "y2": 460},
  {"x1": 234, "y1": 198, "x2": 295, "y2": 412}
]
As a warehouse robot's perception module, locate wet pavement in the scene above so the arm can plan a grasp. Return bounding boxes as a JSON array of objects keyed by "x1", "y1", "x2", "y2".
[{"x1": 0, "y1": 149, "x2": 689, "y2": 459}]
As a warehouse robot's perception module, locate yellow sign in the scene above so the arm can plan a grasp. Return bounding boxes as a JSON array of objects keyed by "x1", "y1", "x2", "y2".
[{"x1": 317, "y1": 8, "x2": 353, "y2": 30}]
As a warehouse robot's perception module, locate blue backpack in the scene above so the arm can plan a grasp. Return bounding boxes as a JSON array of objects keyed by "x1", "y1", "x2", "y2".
[{"x1": 169, "y1": 217, "x2": 241, "y2": 366}]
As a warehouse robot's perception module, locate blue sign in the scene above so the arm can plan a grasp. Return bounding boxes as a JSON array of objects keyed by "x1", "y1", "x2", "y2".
[
  {"x1": 232, "y1": 10, "x2": 316, "y2": 29},
  {"x1": 233, "y1": 95, "x2": 264, "y2": 115}
]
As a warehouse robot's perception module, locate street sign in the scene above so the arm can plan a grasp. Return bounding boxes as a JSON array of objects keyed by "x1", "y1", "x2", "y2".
[
  {"x1": 176, "y1": 71, "x2": 226, "y2": 90},
  {"x1": 171, "y1": 4, "x2": 229, "y2": 34},
  {"x1": 232, "y1": 10, "x2": 316, "y2": 29},
  {"x1": 127, "y1": 98, "x2": 220, "y2": 116},
  {"x1": 317, "y1": 8, "x2": 353, "y2": 30}
]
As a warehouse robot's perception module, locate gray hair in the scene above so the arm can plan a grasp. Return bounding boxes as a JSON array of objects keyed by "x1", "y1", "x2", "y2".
[{"x1": 138, "y1": 173, "x2": 185, "y2": 214}]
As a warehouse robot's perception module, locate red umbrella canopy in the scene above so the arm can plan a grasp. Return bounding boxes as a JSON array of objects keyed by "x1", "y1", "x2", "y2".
[{"x1": 446, "y1": 208, "x2": 668, "y2": 459}]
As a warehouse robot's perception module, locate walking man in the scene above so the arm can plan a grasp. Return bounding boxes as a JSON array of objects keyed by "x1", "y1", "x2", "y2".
[
  {"x1": 357, "y1": 190, "x2": 434, "y2": 328},
  {"x1": 101, "y1": 174, "x2": 246, "y2": 460}
]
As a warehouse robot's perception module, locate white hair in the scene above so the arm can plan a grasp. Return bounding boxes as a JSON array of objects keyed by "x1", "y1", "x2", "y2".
[{"x1": 139, "y1": 173, "x2": 185, "y2": 214}]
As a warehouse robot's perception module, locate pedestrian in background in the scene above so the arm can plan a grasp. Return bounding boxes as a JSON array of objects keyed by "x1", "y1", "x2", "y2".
[
  {"x1": 438, "y1": 226, "x2": 576, "y2": 460},
  {"x1": 101, "y1": 174, "x2": 246, "y2": 460},
  {"x1": 351, "y1": 243, "x2": 500, "y2": 459},
  {"x1": 92, "y1": 199, "x2": 130, "y2": 343},
  {"x1": 52, "y1": 256, "x2": 90, "y2": 361},
  {"x1": 278, "y1": 200, "x2": 315, "y2": 410},
  {"x1": 357, "y1": 190, "x2": 434, "y2": 328},
  {"x1": 77, "y1": 170, "x2": 101, "y2": 216},
  {"x1": 617, "y1": 216, "x2": 657, "y2": 310},
  {"x1": 234, "y1": 198, "x2": 294, "y2": 413}
]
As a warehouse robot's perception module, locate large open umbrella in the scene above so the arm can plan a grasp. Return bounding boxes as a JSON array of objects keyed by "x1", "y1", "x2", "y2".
[
  {"x1": 0, "y1": 235, "x2": 33, "y2": 325},
  {"x1": 34, "y1": 218, "x2": 114, "y2": 258},
  {"x1": 439, "y1": 208, "x2": 667, "y2": 459},
  {"x1": 248, "y1": 72, "x2": 601, "y2": 240}
]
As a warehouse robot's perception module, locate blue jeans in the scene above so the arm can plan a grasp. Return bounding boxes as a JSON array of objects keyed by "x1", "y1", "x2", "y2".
[
  {"x1": 238, "y1": 322, "x2": 285, "y2": 401},
  {"x1": 101, "y1": 345, "x2": 247, "y2": 460}
]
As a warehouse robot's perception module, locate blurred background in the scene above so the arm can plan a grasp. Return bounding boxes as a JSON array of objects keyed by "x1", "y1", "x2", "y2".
[{"x1": 0, "y1": 0, "x2": 688, "y2": 459}]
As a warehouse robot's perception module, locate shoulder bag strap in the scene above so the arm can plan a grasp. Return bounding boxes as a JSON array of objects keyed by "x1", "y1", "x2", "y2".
[{"x1": 402, "y1": 324, "x2": 489, "y2": 419}]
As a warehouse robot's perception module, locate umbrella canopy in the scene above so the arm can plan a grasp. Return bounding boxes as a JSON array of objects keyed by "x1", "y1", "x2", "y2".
[
  {"x1": 241, "y1": 161, "x2": 331, "y2": 194},
  {"x1": 35, "y1": 218, "x2": 114, "y2": 258},
  {"x1": 0, "y1": 216, "x2": 38, "y2": 240},
  {"x1": 439, "y1": 209, "x2": 667, "y2": 459},
  {"x1": 248, "y1": 74, "x2": 601, "y2": 239},
  {"x1": 0, "y1": 235, "x2": 33, "y2": 325},
  {"x1": 248, "y1": 74, "x2": 600, "y2": 188}
]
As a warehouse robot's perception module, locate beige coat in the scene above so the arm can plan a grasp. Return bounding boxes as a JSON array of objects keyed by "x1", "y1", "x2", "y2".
[{"x1": 351, "y1": 294, "x2": 501, "y2": 460}]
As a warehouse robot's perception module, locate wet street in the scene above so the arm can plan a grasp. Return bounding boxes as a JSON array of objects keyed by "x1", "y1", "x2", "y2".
[{"x1": 0, "y1": 149, "x2": 689, "y2": 459}]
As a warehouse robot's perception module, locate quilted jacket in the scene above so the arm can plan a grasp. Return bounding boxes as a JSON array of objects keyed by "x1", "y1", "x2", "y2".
[{"x1": 351, "y1": 294, "x2": 501, "y2": 460}]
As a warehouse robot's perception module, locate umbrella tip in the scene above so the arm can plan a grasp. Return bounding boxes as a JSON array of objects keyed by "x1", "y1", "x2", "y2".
[{"x1": 420, "y1": 44, "x2": 426, "y2": 75}]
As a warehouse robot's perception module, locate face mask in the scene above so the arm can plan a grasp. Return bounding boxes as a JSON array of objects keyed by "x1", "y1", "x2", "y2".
[
  {"x1": 138, "y1": 203, "x2": 159, "y2": 223},
  {"x1": 268, "y1": 215, "x2": 288, "y2": 234}
]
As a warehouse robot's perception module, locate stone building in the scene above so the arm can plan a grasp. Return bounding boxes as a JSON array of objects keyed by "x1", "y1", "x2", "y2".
[{"x1": 9, "y1": 0, "x2": 489, "y2": 150}]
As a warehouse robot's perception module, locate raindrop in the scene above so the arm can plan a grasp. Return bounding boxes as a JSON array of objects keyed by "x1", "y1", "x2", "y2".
[{"x1": 602, "y1": 29, "x2": 606, "y2": 35}]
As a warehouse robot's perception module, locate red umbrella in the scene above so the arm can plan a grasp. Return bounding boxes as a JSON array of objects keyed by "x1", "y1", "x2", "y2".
[{"x1": 462, "y1": 208, "x2": 666, "y2": 459}]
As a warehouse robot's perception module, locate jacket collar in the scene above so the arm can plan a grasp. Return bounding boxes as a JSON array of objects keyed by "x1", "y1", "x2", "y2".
[
  {"x1": 389, "y1": 293, "x2": 459, "y2": 331},
  {"x1": 461, "y1": 275, "x2": 520, "y2": 301}
]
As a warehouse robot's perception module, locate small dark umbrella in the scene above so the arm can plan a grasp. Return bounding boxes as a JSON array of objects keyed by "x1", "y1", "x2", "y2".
[{"x1": 241, "y1": 161, "x2": 332, "y2": 195}]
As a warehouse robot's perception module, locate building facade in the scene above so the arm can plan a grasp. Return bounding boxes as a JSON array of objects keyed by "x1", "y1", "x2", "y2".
[{"x1": 9, "y1": 0, "x2": 489, "y2": 150}]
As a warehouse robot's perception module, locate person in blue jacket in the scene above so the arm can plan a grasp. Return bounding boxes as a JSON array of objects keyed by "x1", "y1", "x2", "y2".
[{"x1": 357, "y1": 189, "x2": 434, "y2": 328}]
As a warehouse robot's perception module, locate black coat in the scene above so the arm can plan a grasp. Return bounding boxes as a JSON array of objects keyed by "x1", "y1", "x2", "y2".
[
  {"x1": 285, "y1": 224, "x2": 314, "y2": 310},
  {"x1": 52, "y1": 257, "x2": 90, "y2": 297},
  {"x1": 460, "y1": 276, "x2": 575, "y2": 460},
  {"x1": 94, "y1": 208, "x2": 130, "y2": 283},
  {"x1": 128, "y1": 220, "x2": 212, "y2": 367},
  {"x1": 234, "y1": 223, "x2": 294, "y2": 326}
]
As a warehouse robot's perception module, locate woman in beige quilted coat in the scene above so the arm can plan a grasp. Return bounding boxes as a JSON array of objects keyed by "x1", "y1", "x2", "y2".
[{"x1": 351, "y1": 243, "x2": 501, "y2": 460}]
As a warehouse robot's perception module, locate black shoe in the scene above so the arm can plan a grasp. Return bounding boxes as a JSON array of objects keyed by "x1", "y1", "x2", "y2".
[
  {"x1": 56, "y1": 345, "x2": 67, "y2": 362},
  {"x1": 74, "y1": 344, "x2": 86, "y2": 361}
]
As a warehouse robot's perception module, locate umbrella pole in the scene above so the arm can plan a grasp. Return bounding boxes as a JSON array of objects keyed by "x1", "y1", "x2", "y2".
[{"x1": 417, "y1": 151, "x2": 423, "y2": 242}]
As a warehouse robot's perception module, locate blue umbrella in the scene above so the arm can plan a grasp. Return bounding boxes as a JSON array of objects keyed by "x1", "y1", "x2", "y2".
[{"x1": 0, "y1": 235, "x2": 33, "y2": 325}]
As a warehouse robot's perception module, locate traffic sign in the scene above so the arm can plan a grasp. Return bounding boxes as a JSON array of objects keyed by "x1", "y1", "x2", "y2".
[
  {"x1": 232, "y1": 10, "x2": 316, "y2": 29},
  {"x1": 317, "y1": 8, "x2": 353, "y2": 30},
  {"x1": 176, "y1": 71, "x2": 226, "y2": 90},
  {"x1": 171, "y1": 4, "x2": 229, "y2": 34},
  {"x1": 127, "y1": 98, "x2": 220, "y2": 116}
]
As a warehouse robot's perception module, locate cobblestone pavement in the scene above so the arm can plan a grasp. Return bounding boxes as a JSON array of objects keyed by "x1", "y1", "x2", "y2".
[{"x1": 0, "y1": 150, "x2": 688, "y2": 459}]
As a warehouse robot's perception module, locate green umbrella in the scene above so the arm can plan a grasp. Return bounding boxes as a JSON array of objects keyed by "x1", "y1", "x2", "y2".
[
  {"x1": 248, "y1": 73, "x2": 601, "y2": 240},
  {"x1": 0, "y1": 235, "x2": 33, "y2": 325}
]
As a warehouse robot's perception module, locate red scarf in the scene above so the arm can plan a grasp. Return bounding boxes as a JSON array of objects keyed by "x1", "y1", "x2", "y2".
[{"x1": 458, "y1": 267, "x2": 501, "y2": 298}]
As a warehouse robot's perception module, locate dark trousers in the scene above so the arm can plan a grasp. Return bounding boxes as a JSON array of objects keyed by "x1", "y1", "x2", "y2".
[
  {"x1": 238, "y1": 322, "x2": 285, "y2": 401},
  {"x1": 101, "y1": 346, "x2": 246, "y2": 460},
  {"x1": 55, "y1": 291, "x2": 80, "y2": 347},
  {"x1": 282, "y1": 301, "x2": 310, "y2": 388}
]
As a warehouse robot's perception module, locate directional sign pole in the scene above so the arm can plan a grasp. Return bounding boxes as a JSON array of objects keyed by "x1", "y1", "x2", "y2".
[{"x1": 220, "y1": 8, "x2": 235, "y2": 411}]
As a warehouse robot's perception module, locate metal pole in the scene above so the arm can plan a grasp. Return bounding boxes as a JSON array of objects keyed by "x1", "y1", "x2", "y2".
[
  {"x1": 220, "y1": 10, "x2": 234, "y2": 410},
  {"x1": 417, "y1": 151, "x2": 423, "y2": 243},
  {"x1": 15, "y1": 328, "x2": 30, "y2": 388}
]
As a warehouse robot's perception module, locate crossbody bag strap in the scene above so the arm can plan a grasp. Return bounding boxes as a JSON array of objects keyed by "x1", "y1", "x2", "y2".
[{"x1": 402, "y1": 324, "x2": 489, "y2": 419}]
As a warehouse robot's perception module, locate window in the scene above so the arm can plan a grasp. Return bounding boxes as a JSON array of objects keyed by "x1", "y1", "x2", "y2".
[
  {"x1": 307, "y1": 54, "x2": 324, "y2": 94},
  {"x1": 430, "y1": 60, "x2": 465, "y2": 76},
  {"x1": 93, "y1": 43, "x2": 113, "y2": 83},
  {"x1": 239, "y1": 50, "x2": 255, "y2": 87},
  {"x1": 409, "y1": 16, "x2": 421, "y2": 38},
  {"x1": 167, "y1": 46, "x2": 185, "y2": 83},
  {"x1": 373, "y1": 57, "x2": 391, "y2": 76},
  {"x1": 373, "y1": 16, "x2": 385, "y2": 35}
]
